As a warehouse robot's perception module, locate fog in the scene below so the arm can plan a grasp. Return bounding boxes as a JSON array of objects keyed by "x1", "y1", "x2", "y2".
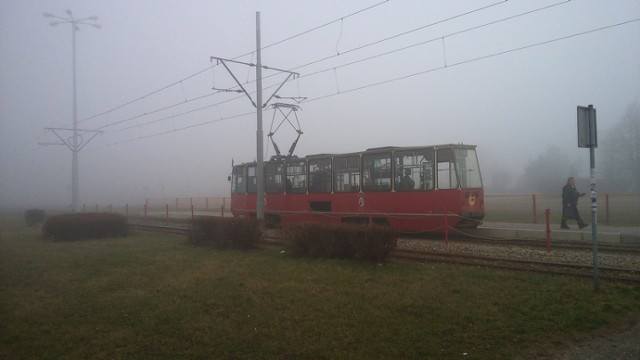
[{"x1": 1, "y1": 0, "x2": 639, "y2": 210}]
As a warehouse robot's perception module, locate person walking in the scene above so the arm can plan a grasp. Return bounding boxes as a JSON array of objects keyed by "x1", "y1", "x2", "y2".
[{"x1": 561, "y1": 177, "x2": 589, "y2": 229}]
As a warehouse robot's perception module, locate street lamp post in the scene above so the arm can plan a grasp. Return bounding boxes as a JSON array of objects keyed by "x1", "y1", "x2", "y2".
[{"x1": 43, "y1": 10, "x2": 100, "y2": 212}]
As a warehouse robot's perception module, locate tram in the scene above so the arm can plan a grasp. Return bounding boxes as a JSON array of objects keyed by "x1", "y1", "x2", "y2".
[{"x1": 230, "y1": 144, "x2": 484, "y2": 232}]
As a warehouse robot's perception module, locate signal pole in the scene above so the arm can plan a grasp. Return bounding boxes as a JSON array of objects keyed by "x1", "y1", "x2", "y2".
[
  {"x1": 42, "y1": 10, "x2": 101, "y2": 212},
  {"x1": 256, "y1": 12, "x2": 264, "y2": 221},
  {"x1": 577, "y1": 104, "x2": 599, "y2": 292},
  {"x1": 211, "y1": 12, "x2": 299, "y2": 222}
]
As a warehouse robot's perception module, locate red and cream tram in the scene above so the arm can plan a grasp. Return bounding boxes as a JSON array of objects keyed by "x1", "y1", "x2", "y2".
[{"x1": 230, "y1": 144, "x2": 484, "y2": 232}]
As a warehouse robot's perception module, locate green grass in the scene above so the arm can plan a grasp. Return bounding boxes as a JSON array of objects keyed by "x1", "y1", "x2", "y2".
[{"x1": 1, "y1": 214, "x2": 639, "y2": 359}]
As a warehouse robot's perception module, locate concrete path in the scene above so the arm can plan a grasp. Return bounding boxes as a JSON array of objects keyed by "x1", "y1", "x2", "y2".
[{"x1": 468, "y1": 221, "x2": 640, "y2": 244}]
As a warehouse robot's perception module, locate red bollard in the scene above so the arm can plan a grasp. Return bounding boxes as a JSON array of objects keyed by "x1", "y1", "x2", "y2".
[
  {"x1": 444, "y1": 210, "x2": 449, "y2": 246},
  {"x1": 545, "y1": 209, "x2": 551, "y2": 253}
]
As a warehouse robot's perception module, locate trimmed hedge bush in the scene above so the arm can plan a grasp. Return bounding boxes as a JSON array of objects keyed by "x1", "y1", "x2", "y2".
[
  {"x1": 42, "y1": 213, "x2": 128, "y2": 241},
  {"x1": 187, "y1": 217, "x2": 260, "y2": 250},
  {"x1": 24, "y1": 209, "x2": 46, "y2": 227},
  {"x1": 284, "y1": 223, "x2": 398, "y2": 263}
]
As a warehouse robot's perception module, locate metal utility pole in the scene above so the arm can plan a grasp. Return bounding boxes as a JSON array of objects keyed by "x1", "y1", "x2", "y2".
[
  {"x1": 211, "y1": 12, "x2": 299, "y2": 222},
  {"x1": 577, "y1": 104, "x2": 599, "y2": 292},
  {"x1": 256, "y1": 12, "x2": 265, "y2": 221},
  {"x1": 43, "y1": 10, "x2": 101, "y2": 213}
]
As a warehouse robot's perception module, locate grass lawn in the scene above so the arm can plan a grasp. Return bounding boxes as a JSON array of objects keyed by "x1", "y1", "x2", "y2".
[{"x1": 1, "y1": 214, "x2": 639, "y2": 359}]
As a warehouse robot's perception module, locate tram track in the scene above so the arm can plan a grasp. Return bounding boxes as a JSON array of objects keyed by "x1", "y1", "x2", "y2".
[
  {"x1": 129, "y1": 222, "x2": 640, "y2": 284},
  {"x1": 129, "y1": 222, "x2": 189, "y2": 235},
  {"x1": 422, "y1": 235, "x2": 640, "y2": 255},
  {"x1": 391, "y1": 249, "x2": 640, "y2": 285}
]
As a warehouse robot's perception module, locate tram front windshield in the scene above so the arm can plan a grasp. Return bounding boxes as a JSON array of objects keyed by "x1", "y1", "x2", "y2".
[{"x1": 454, "y1": 148, "x2": 482, "y2": 188}]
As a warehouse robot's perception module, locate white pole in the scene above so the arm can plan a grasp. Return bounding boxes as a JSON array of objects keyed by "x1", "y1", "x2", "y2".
[
  {"x1": 71, "y1": 21, "x2": 79, "y2": 213},
  {"x1": 256, "y1": 12, "x2": 265, "y2": 222}
]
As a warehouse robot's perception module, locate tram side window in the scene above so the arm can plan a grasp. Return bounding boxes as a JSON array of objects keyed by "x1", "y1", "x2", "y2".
[
  {"x1": 436, "y1": 148, "x2": 458, "y2": 189},
  {"x1": 232, "y1": 166, "x2": 246, "y2": 194},
  {"x1": 334, "y1": 155, "x2": 360, "y2": 192},
  {"x1": 454, "y1": 148, "x2": 483, "y2": 188},
  {"x1": 265, "y1": 162, "x2": 285, "y2": 194},
  {"x1": 362, "y1": 152, "x2": 392, "y2": 192},
  {"x1": 247, "y1": 165, "x2": 257, "y2": 193},
  {"x1": 394, "y1": 148, "x2": 434, "y2": 191},
  {"x1": 286, "y1": 160, "x2": 307, "y2": 194},
  {"x1": 309, "y1": 158, "x2": 332, "y2": 193}
]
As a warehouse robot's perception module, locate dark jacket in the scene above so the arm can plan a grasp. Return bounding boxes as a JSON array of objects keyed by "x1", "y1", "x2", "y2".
[
  {"x1": 562, "y1": 183, "x2": 583, "y2": 207},
  {"x1": 562, "y1": 183, "x2": 584, "y2": 221}
]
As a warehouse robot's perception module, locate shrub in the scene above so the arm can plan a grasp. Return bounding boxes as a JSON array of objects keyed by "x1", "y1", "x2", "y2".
[
  {"x1": 24, "y1": 209, "x2": 46, "y2": 227},
  {"x1": 188, "y1": 217, "x2": 260, "y2": 250},
  {"x1": 284, "y1": 223, "x2": 397, "y2": 263},
  {"x1": 42, "y1": 213, "x2": 128, "y2": 241}
]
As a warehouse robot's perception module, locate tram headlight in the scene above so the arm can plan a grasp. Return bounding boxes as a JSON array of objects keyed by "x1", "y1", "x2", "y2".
[{"x1": 466, "y1": 191, "x2": 477, "y2": 207}]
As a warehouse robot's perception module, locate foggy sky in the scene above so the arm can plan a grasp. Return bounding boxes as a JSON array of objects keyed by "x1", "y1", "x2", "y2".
[{"x1": 1, "y1": 0, "x2": 639, "y2": 210}]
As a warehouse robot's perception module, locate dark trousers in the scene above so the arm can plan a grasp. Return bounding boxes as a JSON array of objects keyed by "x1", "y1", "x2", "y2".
[{"x1": 561, "y1": 205, "x2": 586, "y2": 227}]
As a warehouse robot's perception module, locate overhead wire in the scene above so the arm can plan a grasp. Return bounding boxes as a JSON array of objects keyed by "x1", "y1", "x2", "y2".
[
  {"x1": 92, "y1": 0, "x2": 513, "y2": 135},
  {"x1": 283, "y1": 0, "x2": 567, "y2": 76},
  {"x1": 448, "y1": 17, "x2": 640, "y2": 67},
  {"x1": 109, "y1": 93, "x2": 246, "y2": 133},
  {"x1": 83, "y1": 2, "x2": 638, "y2": 150},
  {"x1": 294, "y1": 0, "x2": 574, "y2": 81},
  {"x1": 76, "y1": 0, "x2": 393, "y2": 129},
  {"x1": 304, "y1": 17, "x2": 640, "y2": 104},
  {"x1": 84, "y1": 16, "x2": 640, "y2": 152},
  {"x1": 96, "y1": 91, "x2": 220, "y2": 130},
  {"x1": 78, "y1": 65, "x2": 215, "y2": 125},
  {"x1": 86, "y1": 110, "x2": 255, "y2": 151},
  {"x1": 258, "y1": 0, "x2": 391, "y2": 53}
]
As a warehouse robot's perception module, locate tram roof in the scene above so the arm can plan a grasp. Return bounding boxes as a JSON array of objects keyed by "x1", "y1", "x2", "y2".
[{"x1": 233, "y1": 143, "x2": 477, "y2": 166}]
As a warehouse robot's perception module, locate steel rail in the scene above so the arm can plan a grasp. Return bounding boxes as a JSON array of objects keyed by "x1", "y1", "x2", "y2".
[
  {"x1": 129, "y1": 223, "x2": 189, "y2": 235},
  {"x1": 129, "y1": 223, "x2": 639, "y2": 283},
  {"x1": 416, "y1": 235, "x2": 640, "y2": 254},
  {"x1": 391, "y1": 249, "x2": 640, "y2": 284}
]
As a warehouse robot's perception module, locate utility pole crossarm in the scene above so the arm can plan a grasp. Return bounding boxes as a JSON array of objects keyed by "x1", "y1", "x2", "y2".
[
  {"x1": 46, "y1": 128, "x2": 75, "y2": 152},
  {"x1": 210, "y1": 56, "x2": 299, "y2": 76},
  {"x1": 210, "y1": 56, "x2": 300, "y2": 109},
  {"x1": 45, "y1": 127, "x2": 103, "y2": 132},
  {"x1": 263, "y1": 72, "x2": 295, "y2": 108},
  {"x1": 76, "y1": 131, "x2": 103, "y2": 151},
  {"x1": 43, "y1": 127, "x2": 102, "y2": 152},
  {"x1": 215, "y1": 58, "x2": 257, "y2": 107}
]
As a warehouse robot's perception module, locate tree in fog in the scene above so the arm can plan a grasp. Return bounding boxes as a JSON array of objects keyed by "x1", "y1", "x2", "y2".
[
  {"x1": 517, "y1": 145, "x2": 579, "y2": 193},
  {"x1": 601, "y1": 102, "x2": 640, "y2": 192}
]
